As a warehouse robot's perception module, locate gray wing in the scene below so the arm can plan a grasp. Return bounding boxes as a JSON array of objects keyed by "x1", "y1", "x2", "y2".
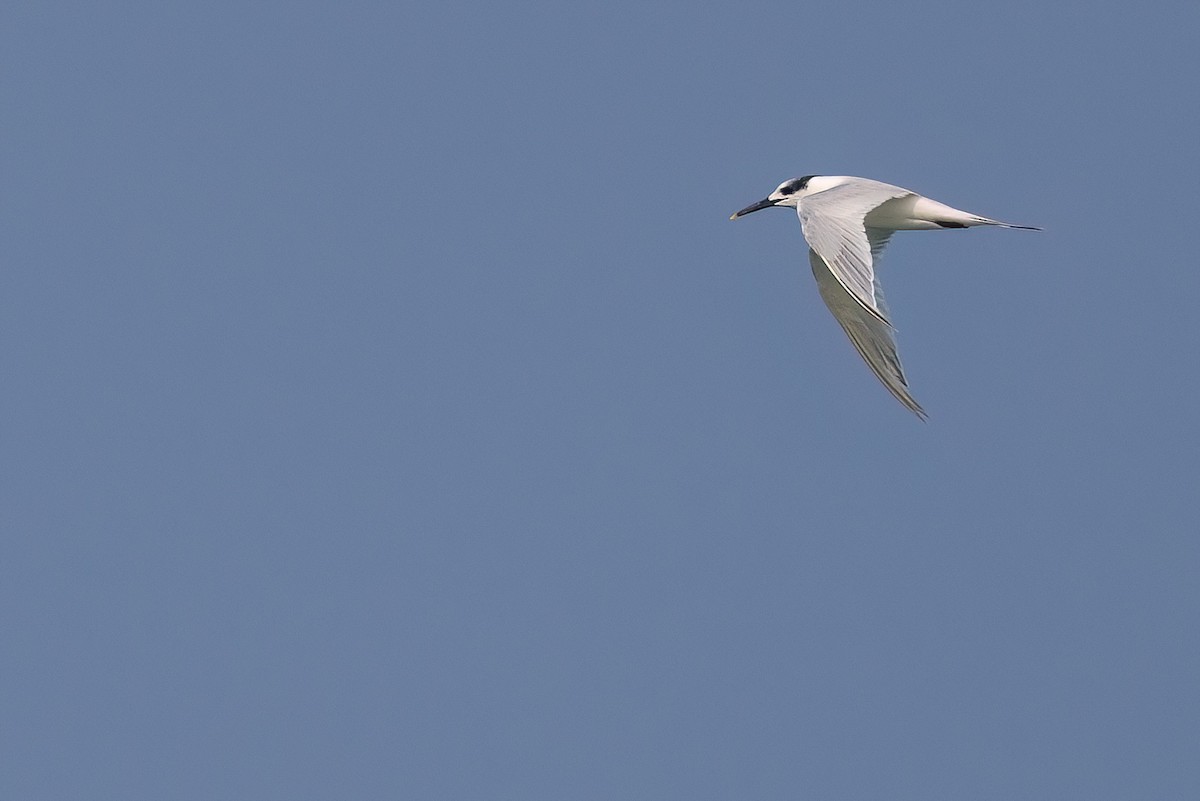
[
  {"x1": 809, "y1": 246, "x2": 926, "y2": 420},
  {"x1": 797, "y1": 180, "x2": 911, "y2": 323}
]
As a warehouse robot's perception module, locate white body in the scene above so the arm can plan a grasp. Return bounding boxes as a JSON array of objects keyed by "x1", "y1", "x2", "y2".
[{"x1": 796, "y1": 175, "x2": 1015, "y2": 230}]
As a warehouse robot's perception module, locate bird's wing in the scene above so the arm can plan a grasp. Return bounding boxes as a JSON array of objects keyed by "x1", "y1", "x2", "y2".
[
  {"x1": 809, "y1": 247, "x2": 926, "y2": 420},
  {"x1": 797, "y1": 181, "x2": 911, "y2": 323},
  {"x1": 865, "y1": 226, "x2": 895, "y2": 318}
]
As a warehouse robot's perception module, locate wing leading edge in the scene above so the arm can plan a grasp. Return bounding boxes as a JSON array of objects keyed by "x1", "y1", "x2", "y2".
[{"x1": 808, "y1": 247, "x2": 926, "y2": 420}]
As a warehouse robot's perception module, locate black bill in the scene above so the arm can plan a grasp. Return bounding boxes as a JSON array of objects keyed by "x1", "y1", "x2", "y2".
[{"x1": 729, "y1": 197, "x2": 777, "y2": 220}]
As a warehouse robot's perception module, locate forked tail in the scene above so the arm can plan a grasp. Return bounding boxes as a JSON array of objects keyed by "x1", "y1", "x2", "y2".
[{"x1": 971, "y1": 215, "x2": 1041, "y2": 231}]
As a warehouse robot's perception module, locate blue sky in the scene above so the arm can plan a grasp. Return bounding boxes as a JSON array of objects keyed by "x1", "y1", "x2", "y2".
[{"x1": 3, "y1": 3, "x2": 1198, "y2": 799}]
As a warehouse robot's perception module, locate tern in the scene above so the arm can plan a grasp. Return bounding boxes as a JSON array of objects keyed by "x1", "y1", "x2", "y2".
[{"x1": 731, "y1": 175, "x2": 1038, "y2": 419}]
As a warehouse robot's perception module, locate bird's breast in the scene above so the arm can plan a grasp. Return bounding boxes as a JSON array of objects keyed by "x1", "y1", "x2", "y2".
[{"x1": 865, "y1": 195, "x2": 954, "y2": 230}]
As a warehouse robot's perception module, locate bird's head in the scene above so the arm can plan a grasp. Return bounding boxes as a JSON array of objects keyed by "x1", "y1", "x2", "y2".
[{"x1": 730, "y1": 176, "x2": 815, "y2": 219}]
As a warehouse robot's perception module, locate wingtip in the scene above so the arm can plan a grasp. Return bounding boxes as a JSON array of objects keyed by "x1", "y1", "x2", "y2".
[{"x1": 900, "y1": 394, "x2": 928, "y2": 422}]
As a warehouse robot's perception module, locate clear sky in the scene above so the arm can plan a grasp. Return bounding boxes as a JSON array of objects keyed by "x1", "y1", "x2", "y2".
[{"x1": 4, "y1": 3, "x2": 1198, "y2": 799}]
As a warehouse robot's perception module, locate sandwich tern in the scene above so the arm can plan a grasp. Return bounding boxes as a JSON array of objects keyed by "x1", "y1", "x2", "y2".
[{"x1": 731, "y1": 175, "x2": 1038, "y2": 419}]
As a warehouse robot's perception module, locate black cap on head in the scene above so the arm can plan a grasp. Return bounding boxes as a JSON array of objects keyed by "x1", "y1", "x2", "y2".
[{"x1": 778, "y1": 176, "x2": 813, "y2": 195}]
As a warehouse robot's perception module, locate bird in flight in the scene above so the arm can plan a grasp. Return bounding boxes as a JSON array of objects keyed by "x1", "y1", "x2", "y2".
[{"x1": 731, "y1": 175, "x2": 1038, "y2": 419}]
